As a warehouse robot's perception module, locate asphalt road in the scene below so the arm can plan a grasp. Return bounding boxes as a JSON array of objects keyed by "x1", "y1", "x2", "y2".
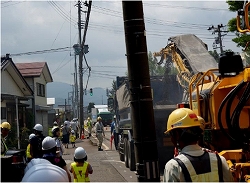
[{"x1": 62, "y1": 127, "x2": 138, "y2": 182}]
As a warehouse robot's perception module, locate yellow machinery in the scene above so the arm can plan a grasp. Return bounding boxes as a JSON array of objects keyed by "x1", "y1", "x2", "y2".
[{"x1": 153, "y1": 35, "x2": 250, "y2": 181}]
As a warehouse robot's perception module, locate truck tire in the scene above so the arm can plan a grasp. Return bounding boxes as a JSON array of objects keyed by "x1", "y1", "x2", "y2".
[
  {"x1": 118, "y1": 140, "x2": 124, "y2": 161},
  {"x1": 128, "y1": 140, "x2": 136, "y2": 171},
  {"x1": 124, "y1": 138, "x2": 129, "y2": 168}
]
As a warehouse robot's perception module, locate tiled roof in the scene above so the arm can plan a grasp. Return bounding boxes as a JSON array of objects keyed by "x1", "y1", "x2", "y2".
[{"x1": 15, "y1": 62, "x2": 46, "y2": 77}]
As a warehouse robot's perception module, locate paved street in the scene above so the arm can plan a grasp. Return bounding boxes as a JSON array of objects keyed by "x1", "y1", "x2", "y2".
[{"x1": 62, "y1": 127, "x2": 138, "y2": 182}]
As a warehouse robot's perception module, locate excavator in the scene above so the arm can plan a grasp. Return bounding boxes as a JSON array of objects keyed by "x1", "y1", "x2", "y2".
[{"x1": 153, "y1": 3, "x2": 250, "y2": 182}]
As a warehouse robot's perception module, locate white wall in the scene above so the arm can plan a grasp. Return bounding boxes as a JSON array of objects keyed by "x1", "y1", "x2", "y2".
[{"x1": 1, "y1": 71, "x2": 24, "y2": 96}]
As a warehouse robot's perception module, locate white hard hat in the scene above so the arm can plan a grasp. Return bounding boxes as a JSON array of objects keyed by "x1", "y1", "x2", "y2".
[
  {"x1": 52, "y1": 126, "x2": 60, "y2": 133},
  {"x1": 64, "y1": 121, "x2": 68, "y2": 125},
  {"x1": 24, "y1": 158, "x2": 51, "y2": 174},
  {"x1": 53, "y1": 121, "x2": 58, "y2": 125},
  {"x1": 42, "y1": 136, "x2": 56, "y2": 150},
  {"x1": 33, "y1": 124, "x2": 43, "y2": 132},
  {"x1": 29, "y1": 133, "x2": 35, "y2": 140},
  {"x1": 74, "y1": 147, "x2": 87, "y2": 159},
  {"x1": 71, "y1": 130, "x2": 75, "y2": 133},
  {"x1": 22, "y1": 162, "x2": 68, "y2": 182}
]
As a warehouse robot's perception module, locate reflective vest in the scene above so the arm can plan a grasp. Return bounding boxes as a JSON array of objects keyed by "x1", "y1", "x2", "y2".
[
  {"x1": 1, "y1": 138, "x2": 8, "y2": 156},
  {"x1": 173, "y1": 151, "x2": 223, "y2": 182},
  {"x1": 71, "y1": 161, "x2": 90, "y2": 182},
  {"x1": 87, "y1": 120, "x2": 92, "y2": 127},
  {"x1": 26, "y1": 144, "x2": 32, "y2": 158}
]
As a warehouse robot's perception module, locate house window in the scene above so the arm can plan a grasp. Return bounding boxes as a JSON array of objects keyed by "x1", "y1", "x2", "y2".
[
  {"x1": 1, "y1": 107, "x2": 6, "y2": 119},
  {"x1": 36, "y1": 83, "x2": 45, "y2": 97}
]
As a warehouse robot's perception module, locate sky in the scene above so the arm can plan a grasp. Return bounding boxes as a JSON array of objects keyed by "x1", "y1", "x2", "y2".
[{"x1": 1, "y1": 0, "x2": 242, "y2": 94}]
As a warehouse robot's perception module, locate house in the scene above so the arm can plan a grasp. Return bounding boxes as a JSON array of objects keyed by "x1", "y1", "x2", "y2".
[
  {"x1": 15, "y1": 61, "x2": 53, "y2": 136},
  {"x1": 1, "y1": 54, "x2": 33, "y2": 148}
]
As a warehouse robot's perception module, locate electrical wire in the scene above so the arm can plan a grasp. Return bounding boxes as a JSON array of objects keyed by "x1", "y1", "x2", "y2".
[{"x1": 9, "y1": 47, "x2": 71, "y2": 56}]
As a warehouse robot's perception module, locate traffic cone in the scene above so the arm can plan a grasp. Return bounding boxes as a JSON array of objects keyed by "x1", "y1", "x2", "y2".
[{"x1": 81, "y1": 131, "x2": 85, "y2": 140}]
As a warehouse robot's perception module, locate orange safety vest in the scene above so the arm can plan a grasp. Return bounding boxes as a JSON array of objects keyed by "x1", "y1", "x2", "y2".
[{"x1": 71, "y1": 161, "x2": 90, "y2": 182}]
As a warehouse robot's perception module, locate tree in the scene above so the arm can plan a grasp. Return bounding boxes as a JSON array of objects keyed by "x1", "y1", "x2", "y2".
[
  {"x1": 148, "y1": 51, "x2": 165, "y2": 76},
  {"x1": 87, "y1": 102, "x2": 95, "y2": 113},
  {"x1": 108, "y1": 80, "x2": 117, "y2": 98},
  {"x1": 209, "y1": 50, "x2": 220, "y2": 62},
  {"x1": 226, "y1": 1, "x2": 250, "y2": 66},
  {"x1": 226, "y1": 1, "x2": 250, "y2": 50}
]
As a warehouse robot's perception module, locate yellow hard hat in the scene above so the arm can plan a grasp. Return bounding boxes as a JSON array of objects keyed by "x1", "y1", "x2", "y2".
[
  {"x1": 165, "y1": 108, "x2": 200, "y2": 134},
  {"x1": 97, "y1": 116, "x2": 102, "y2": 121},
  {"x1": 0, "y1": 122, "x2": 11, "y2": 130}
]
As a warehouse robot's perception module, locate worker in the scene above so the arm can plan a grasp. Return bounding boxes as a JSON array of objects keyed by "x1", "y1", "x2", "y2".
[
  {"x1": 163, "y1": 108, "x2": 234, "y2": 182},
  {"x1": 110, "y1": 115, "x2": 118, "y2": 150},
  {"x1": 42, "y1": 136, "x2": 71, "y2": 182},
  {"x1": 86, "y1": 117, "x2": 93, "y2": 139},
  {"x1": 30, "y1": 124, "x2": 45, "y2": 158},
  {"x1": 95, "y1": 117, "x2": 105, "y2": 151},
  {"x1": 70, "y1": 119, "x2": 79, "y2": 139},
  {"x1": 70, "y1": 130, "x2": 76, "y2": 148},
  {"x1": 52, "y1": 126, "x2": 64, "y2": 157},
  {"x1": 21, "y1": 158, "x2": 68, "y2": 182},
  {"x1": 62, "y1": 122, "x2": 71, "y2": 149},
  {"x1": 1, "y1": 122, "x2": 11, "y2": 156},
  {"x1": 26, "y1": 133, "x2": 35, "y2": 162},
  {"x1": 70, "y1": 147, "x2": 93, "y2": 182}
]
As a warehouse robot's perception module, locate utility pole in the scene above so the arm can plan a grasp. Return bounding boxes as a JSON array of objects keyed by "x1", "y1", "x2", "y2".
[
  {"x1": 64, "y1": 99, "x2": 67, "y2": 121},
  {"x1": 74, "y1": 53, "x2": 79, "y2": 119},
  {"x1": 77, "y1": 0, "x2": 92, "y2": 133},
  {"x1": 122, "y1": 1, "x2": 159, "y2": 181},
  {"x1": 208, "y1": 24, "x2": 228, "y2": 54}
]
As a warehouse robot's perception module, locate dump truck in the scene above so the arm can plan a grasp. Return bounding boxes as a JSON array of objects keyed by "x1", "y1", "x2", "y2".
[{"x1": 114, "y1": 75, "x2": 183, "y2": 172}]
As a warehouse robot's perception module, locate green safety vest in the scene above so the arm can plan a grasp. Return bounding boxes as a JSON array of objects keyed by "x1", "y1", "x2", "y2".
[
  {"x1": 87, "y1": 120, "x2": 92, "y2": 127},
  {"x1": 26, "y1": 144, "x2": 32, "y2": 158},
  {"x1": 71, "y1": 161, "x2": 90, "y2": 182},
  {"x1": 1, "y1": 138, "x2": 8, "y2": 156}
]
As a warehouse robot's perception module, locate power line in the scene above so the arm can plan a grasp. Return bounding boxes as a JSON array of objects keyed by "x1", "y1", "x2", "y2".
[{"x1": 8, "y1": 47, "x2": 71, "y2": 56}]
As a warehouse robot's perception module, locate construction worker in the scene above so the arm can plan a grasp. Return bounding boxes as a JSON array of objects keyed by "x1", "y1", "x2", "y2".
[
  {"x1": 30, "y1": 124, "x2": 45, "y2": 158},
  {"x1": 163, "y1": 108, "x2": 234, "y2": 182},
  {"x1": 42, "y1": 136, "x2": 71, "y2": 182},
  {"x1": 110, "y1": 115, "x2": 118, "y2": 150},
  {"x1": 95, "y1": 117, "x2": 105, "y2": 151},
  {"x1": 70, "y1": 147, "x2": 93, "y2": 182},
  {"x1": 26, "y1": 133, "x2": 35, "y2": 162},
  {"x1": 1, "y1": 122, "x2": 11, "y2": 156},
  {"x1": 86, "y1": 117, "x2": 93, "y2": 139},
  {"x1": 70, "y1": 130, "x2": 76, "y2": 148},
  {"x1": 52, "y1": 126, "x2": 64, "y2": 157},
  {"x1": 21, "y1": 158, "x2": 68, "y2": 182}
]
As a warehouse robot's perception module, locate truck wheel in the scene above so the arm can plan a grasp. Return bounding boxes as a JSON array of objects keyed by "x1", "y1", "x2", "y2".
[
  {"x1": 128, "y1": 141, "x2": 136, "y2": 171},
  {"x1": 124, "y1": 138, "x2": 129, "y2": 168},
  {"x1": 118, "y1": 141, "x2": 124, "y2": 161}
]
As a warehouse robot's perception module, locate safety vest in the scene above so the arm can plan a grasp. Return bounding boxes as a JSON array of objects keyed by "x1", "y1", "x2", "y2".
[
  {"x1": 87, "y1": 120, "x2": 92, "y2": 127},
  {"x1": 173, "y1": 151, "x2": 223, "y2": 182},
  {"x1": 26, "y1": 144, "x2": 32, "y2": 158},
  {"x1": 71, "y1": 161, "x2": 90, "y2": 182},
  {"x1": 1, "y1": 138, "x2": 8, "y2": 156}
]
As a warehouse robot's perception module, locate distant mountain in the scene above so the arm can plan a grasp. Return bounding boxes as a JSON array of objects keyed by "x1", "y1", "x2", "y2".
[{"x1": 47, "y1": 82, "x2": 108, "y2": 107}]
